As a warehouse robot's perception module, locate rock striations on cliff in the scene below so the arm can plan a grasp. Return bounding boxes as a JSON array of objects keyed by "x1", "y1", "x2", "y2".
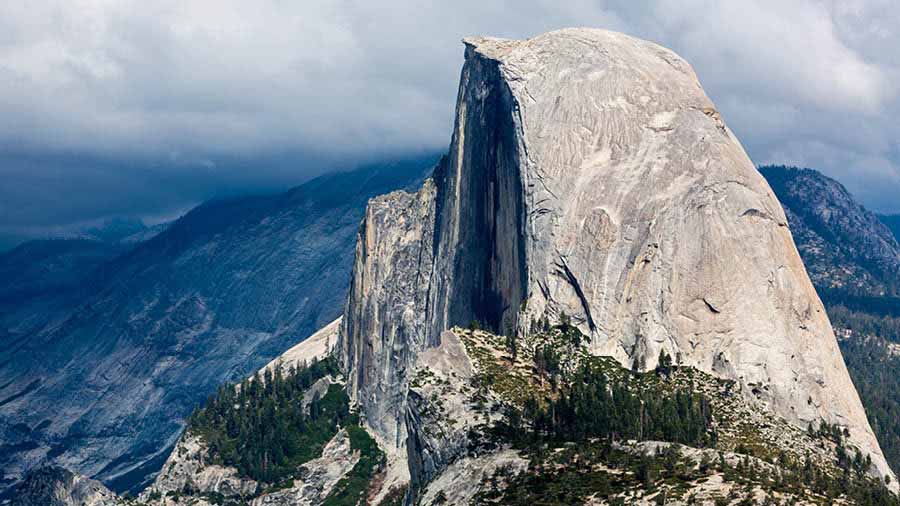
[{"x1": 336, "y1": 27, "x2": 894, "y2": 486}]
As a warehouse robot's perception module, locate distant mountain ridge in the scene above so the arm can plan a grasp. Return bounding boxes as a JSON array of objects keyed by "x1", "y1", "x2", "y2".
[
  {"x1": 0, "y1": 217, "x2": 171, "y2": 257},
  {"x1": 759, "y1": 165, "x2": 900, "y2": 298},
  {"x1": 82, "y1": 217, "x2": 156, "y2": 244},
  {"x1": 0, "y1": 219, "x2": 171, "y2": 316},
  {"x1": 0, "y1": 156, "x2": 435, "y2": 498}
]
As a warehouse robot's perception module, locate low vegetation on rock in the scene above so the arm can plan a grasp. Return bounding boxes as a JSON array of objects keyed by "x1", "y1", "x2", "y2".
[
  {"x1": 322, "y1": 424, "x2": 384, "y2": 506},
  {"x1": 437, "y1": 323, "x2": 899, "y2": 506},
  {"x1": 146, "y1": 353, "x2": 404, "y2": 506}
]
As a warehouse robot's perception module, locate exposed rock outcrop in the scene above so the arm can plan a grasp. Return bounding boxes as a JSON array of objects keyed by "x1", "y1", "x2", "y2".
[
  {"x1": 248, "y1": 429, "x2": 359, "y2": 506},
  {"x1": 336, "y1": 27, "x2": 894, "y2": 485},
  {"x1": 417, "y1": 450, "x2": 528, "y2": 505},
  {"x1": 260, "y1": 317, "x2": 341, "y2": 377},
  {"x1": 9, "y1": 466, "x2": 118, "y2": 506},
  {"x1": 139, "y1": 429, "x2": 360, "y2": 506},
  {"x1": 139, "y1": 433, "x2": 259, "y2": 502},
  {"x1": 406, "y1": 331, "x2": 483, "y2": 491}
]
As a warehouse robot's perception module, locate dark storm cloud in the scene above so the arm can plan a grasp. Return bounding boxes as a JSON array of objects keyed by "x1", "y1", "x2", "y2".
[{"x1": 1, "y1": 0, "x2": 898, "y2": 248}]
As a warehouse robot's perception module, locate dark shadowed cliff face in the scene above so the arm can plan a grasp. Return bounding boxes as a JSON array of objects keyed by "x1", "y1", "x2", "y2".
[
  {"x1": 760, "y1": 166, "x2": 900, "y2": 298},
  {"x1": 0, "y1": 156, "x2": 433, "y2": 497}
]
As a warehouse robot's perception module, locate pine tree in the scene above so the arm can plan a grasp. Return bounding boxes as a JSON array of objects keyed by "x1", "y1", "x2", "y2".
[{"x1": 657, "y1": 349, "x2": 673, "y2": 377}]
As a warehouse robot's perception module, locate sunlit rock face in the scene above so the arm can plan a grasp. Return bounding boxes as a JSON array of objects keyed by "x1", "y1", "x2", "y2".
[
  {"x1": 339, "y1": 181, "x2": 439, "y2": 447},
  {"x1": 336, "y1": 28, "x2": 892, "y2": 482}
]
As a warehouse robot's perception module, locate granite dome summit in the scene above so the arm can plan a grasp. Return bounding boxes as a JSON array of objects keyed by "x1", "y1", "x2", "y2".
[{"x1": 337, "y1": 27, "x2": 894, "y2": 483}]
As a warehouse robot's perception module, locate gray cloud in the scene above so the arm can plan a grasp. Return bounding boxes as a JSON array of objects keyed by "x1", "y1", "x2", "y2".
[{"x1": 1, "y1": 0, "x2": 898, "y2": 248}]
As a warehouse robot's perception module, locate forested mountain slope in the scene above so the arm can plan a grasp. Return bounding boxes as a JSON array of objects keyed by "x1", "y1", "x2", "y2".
[{"x1": 0, "y1": 156, "x2": 433, "y2": 498}]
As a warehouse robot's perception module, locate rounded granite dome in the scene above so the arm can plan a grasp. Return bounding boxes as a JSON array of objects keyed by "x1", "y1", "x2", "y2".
[{"x1": 338, "y1": 28, "x2": 896, "y2": 485}]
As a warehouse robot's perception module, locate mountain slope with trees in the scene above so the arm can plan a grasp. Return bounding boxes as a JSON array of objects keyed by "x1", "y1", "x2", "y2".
[
  {"x1": 0, "y1": 156, "x2": 434, "y2": 498},
  {"x1": 760, "y1": 166, "x2": 900, "y2": 297}
]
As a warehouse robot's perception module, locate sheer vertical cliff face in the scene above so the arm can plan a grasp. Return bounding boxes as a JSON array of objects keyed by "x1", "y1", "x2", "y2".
[
  {"x1": 427, "y1": 48, "x2": 528, "y2": 342},
  {"x1": 338, "y1": 182, "x2": 437, "y2": 447},
  {"x1": 338, "y1": 28, "x2": 893, "y2": 480},
  {"x1": 338, "y1": 50, "x2": 530, "y2": 447}
]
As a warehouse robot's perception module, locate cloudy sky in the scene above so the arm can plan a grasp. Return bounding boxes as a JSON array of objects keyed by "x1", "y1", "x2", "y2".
[{"x1": 1, "y1": 0, "x2": 898, "y2": 248}]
